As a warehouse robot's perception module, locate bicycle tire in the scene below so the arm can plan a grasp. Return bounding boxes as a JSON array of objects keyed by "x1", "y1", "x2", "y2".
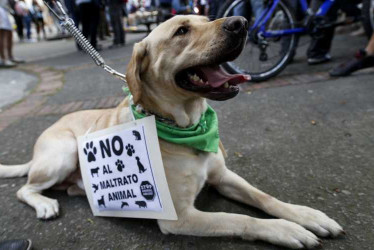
[
  {"x1": 362, "y1": 0, "x2": 374, "y2": 38},
  {"x1": 216, "y1": 0, "x2": 299, "y2": 82}
]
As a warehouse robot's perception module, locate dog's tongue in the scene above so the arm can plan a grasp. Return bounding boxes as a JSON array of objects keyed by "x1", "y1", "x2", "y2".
[{"x1": 200, "y1": 65, "x2": 251, "y2": 88}]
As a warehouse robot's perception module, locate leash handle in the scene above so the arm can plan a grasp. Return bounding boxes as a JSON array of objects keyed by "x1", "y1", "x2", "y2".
[{"x1": 43, "y1": 0, "x2": 127, "y2": 83}]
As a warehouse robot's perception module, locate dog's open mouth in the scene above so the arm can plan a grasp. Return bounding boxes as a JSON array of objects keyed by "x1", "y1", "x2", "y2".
[{"x1": 175, "y1": 64, "x2": 250, "y2": 101}]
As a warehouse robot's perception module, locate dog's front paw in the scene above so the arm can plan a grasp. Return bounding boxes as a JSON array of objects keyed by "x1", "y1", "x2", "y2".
[
  {"x1": 35, "y1": 197, "x2": 59, "y2": 219},
  {"x1": 286, "y1": 204, "x2": 344, "y2": 238},
  {"x1": 247, "y1": 219, "x2": 320, "y2": 249}
]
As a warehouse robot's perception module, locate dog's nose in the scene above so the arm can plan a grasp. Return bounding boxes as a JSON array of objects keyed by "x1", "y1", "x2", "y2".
[{"x1": 222, "y1": 16, "x2": 248, "y2": 35}]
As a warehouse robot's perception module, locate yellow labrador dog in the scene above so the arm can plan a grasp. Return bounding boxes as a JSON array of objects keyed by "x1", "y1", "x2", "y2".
[{"x1": 0, "y1": 16, "x2": 343, "y2": 249}]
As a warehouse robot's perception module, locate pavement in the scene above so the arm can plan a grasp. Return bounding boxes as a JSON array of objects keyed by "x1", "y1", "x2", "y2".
[{"x1": 0, "y1": 30, "x2": 373, "y2": 250}]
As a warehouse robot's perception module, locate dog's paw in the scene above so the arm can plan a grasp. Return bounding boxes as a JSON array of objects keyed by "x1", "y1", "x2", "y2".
[
  {"x1": 247, "y1": 219, "x2": 320, "y2": 249},
  {"x1": 286, "y1": 204, "x2": 344, "y2": 238},
  {"x1": 35, "y1": 197, "x2": 59, "y2": 219}
]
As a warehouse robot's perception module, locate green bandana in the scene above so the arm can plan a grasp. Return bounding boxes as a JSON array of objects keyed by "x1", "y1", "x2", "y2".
[{"x1": 131, "y1": 104, "x2": 220, "y2": 153}]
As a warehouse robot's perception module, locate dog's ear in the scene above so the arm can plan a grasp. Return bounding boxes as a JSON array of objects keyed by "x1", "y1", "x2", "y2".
[{"x1": 126, "y1": 41, "x2": 149, "y2": 104}]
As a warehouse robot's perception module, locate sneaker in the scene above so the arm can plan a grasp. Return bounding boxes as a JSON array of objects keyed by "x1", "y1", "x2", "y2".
[
  {"x1": 0, "y1": 239, "x2": 32, "y2": 250},
  {"x1": 0, "y1": 59, "x2": 17, "y2": 68},
  {"x1": 330, "y1": 49, "x2": 374, "y2": 77},
  {"x1": 10, "y1": 57, "x2": 25, "y2": 64},
  {"x1": 308, "y1": 53, "x2": 331, "y2": 65}
]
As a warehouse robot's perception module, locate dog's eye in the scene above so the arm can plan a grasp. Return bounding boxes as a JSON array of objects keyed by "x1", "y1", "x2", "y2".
[{"x1": 174, "y1": 27, "x2": 189, "y2": 36}]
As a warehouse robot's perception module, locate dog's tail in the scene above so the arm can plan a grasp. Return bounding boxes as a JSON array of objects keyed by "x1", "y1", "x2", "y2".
[{"x1": 0, "y1": 161, "x2": 32, "y2": 178}]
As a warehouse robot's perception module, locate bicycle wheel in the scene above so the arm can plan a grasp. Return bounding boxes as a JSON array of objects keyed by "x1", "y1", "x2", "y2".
[
  {"x1": 362, "y1": 0, "x2": 374, "y2": 38},
  {"x1": 216, "y1": 0, "x2": 299, "y2": 82}
]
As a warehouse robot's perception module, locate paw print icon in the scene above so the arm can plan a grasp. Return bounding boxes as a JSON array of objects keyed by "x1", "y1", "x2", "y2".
[
  {"x1": 125, "y1": 144, "x2": 135, "y2": 157},
  {"x1": 84, "y1": 141, "x2": 97, "y2": 162},
  {"x1": 115, "y1": 159, "x2": 125, "y2": 172}
]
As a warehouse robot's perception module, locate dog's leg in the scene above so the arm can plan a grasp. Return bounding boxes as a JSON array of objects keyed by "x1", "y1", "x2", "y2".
[
  {"x1": 17, "y1": 135, "x2": 78, "y2": 219},
  {"x1": 67, "y1": 184, "x2": 86, "y2": 196},
  {"x1": 209, "y1": 167, "x2": 344, "y2": 238},
  {"x1": 158, "y1": 208, "x2": 320, "y2": 249}
]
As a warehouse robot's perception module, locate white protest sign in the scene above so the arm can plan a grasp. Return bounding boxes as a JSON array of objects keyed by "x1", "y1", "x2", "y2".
[{"x1": 77, "y1": 116, "x2": 177, "y2": 220}]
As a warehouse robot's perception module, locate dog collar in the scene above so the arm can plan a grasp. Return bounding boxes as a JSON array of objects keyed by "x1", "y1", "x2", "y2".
[{"x1": 134, "y1": 104, "x2": 179, "y2": 127}]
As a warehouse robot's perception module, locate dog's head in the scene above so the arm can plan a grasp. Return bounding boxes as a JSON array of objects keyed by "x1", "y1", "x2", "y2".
[{"x1": 126, "y1": 15, "x2": 249, "y2": 104}]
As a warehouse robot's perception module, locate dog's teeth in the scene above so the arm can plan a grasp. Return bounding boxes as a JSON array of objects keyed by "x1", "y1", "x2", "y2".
[
  {"x1": 188, "y1": 73, "x2": 205, "y2": 83},
  {"x1": 224, "y1": 82, "x2": 229, "y2": 88}
]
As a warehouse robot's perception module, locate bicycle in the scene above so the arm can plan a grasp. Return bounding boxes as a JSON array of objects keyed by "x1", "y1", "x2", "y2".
[{"x1": 216, "y1": 0, "x2": 374, "y2": 82}]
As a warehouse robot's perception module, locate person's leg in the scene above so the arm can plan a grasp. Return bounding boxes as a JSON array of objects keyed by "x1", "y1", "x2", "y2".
[
  {"x1": 41, "y1": 19, "x2": 46, "y2": 39},
  {"x1": 98, "y1": 9, "x2": 104, "y2": 40},
  {"x1": 89, "y1": 3, "x2": 100, "y2": 49},
  {"x1": 0, "y1": 30, "x2": 16, "y2": 66},
  {"x1": 118, "y1": 8, "x2": 125, "y2": 45},
  {"x1": 366, "y1": 34, "x2": 374, "y2": 55},
  {"x1": 0, "y1": 30, "x2": 5, "y2": 61},
  {"x1": 112, "y1": 7, "x2": 124, "y2": 45},
  {"x1": 109, "y1": 8, "x2": 119, "y2": 45},
  {"x1": 24, "y1": 15, "x2": 32, "y2": 40},
  {"x1": 7, "y1": 29, "x2": 24, "y2": 63},
  {"x1": 6, "y1": 30, "x2": 14, "y2": 59},
  {"x1": 330, "y1": 34, "x2": 374, "y2": 76},
  {"x1": 79, "y1": 3, "x2": 91, "y2": 44},
  {"x1": 35, "y1": 20, "x2": 41, "y2": 40},
  {"x1": 250, "y1": 0, "x2": 264, "y2": 20},
  {"x1": 15, "y1": 15, "x2": 24, "y2": 41},
  {"x1": 307, "y1": 0, "x2": 339, "y2": 64}
]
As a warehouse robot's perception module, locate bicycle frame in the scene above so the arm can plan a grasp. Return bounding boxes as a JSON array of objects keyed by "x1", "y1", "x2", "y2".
[{"x1": 250, "y1": 0, "x2": 336, "y2": 38}]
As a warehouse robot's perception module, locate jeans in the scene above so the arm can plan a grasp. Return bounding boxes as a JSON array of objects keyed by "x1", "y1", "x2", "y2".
[
  {"x1": 24, "y1": 15, "x2": 32, "y2": 39},
  {"x1": 307, "y1": 0, "x2": 338, "y2": 58},
  {"x1": 233, "y1": 0, "x2": 263, "y2": 20}
]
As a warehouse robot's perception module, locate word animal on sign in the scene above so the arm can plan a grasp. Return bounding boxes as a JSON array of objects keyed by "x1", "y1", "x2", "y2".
[
  {"x1": 84, "y1": 141, "x2": 97, "y2": 162},
  {"x1": 132, "y1": 130, "x2": 141, "y2": 140},
  {"x1": 108, "y1": 189, "x2": 137, "y2": 201},
  {"x1": 90, "y1": 167, "x2": 100, "y2": 177},
  {"x1": 135, "y1": 156, "x2": 146, "y2": 173},
  {"x1": 121, "y1": 202, "x2": 129, "y2": 208},
  {"x1": 98, "y1": 195, "x2": 106, "y2": 208},
  {"x1": 135, "y1": 201, "x2": 147, "y2": 208},
  {"x1": 99, "y1": 174, "x2": 139, "y2": 189},
  {"x1": 92, "y1": 184, "x2": 99, "y2": 193}
]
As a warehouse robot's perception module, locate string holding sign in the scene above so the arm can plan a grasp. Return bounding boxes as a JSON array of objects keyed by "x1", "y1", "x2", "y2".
[{"x1": 42, "y1": 0, "x2": 127, "y2": 84}]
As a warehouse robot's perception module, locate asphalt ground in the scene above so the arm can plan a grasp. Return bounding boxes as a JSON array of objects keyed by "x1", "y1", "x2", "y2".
[{"x1": 0, "y1": 31, "x2": 373, "y2": 250}]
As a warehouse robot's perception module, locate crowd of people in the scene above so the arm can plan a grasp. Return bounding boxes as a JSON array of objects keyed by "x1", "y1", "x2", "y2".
[{"x1": 1, "y1": 0, "x2": 374, "y2": 75}]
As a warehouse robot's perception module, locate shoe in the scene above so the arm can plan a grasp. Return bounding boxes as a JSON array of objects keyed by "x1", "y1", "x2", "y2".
[
  {"x1": 10, "y1": 57, "x2": 25, "y2": 64},
  {"x1": 25, "y1": 38, "x2": 36, "y2": 43},
  {"x1": 94, "y1": 44, "x2": 103, "y2": 51},
  {"x1": 330, "y1": 49, "x2": 374, "y2": 77},
  {"x1": 308, "y1": 53, "x2": 331, "y2": 65},
  {"x1": 0, "y1": 59, "x2": 17, "y2": 68},
  {"x1": 108, "y1": 44, "x2": 119, "y2": 49},
  {"x1": 0, "y1": 239, "x2": 32, "y2": 250}
]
